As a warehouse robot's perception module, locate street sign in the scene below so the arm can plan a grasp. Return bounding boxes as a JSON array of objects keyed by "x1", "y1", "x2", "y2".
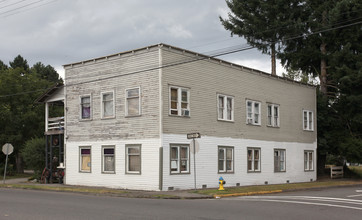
[
  {"x1": 2, "y1": 143, "x2": 14, "y2": 155},
  {"x1": 187, "y1": 132, "x2": 201, "y2": 139},
  {"x1": 190, "y1": 139, "x2": 200, "y2": 154},
  {"x1": 2, "y1": 143, "x2": 14, "y2": 184}
]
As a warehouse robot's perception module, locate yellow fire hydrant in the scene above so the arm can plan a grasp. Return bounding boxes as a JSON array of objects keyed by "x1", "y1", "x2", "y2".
[{"x1": 218, "y1": 177, "x2": 226, "y2": 191}]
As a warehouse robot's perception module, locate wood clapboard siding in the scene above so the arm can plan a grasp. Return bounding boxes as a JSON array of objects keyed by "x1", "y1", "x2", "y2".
[
  {"x1": 64, "y1": 48, "x2": 161, "y2": 142},
  {"x1": 161, "y1": 47, "x2": 316, "y2": 144},
  {"x1": 162, "y1": 134, "x2": 316, "y2": 190}
]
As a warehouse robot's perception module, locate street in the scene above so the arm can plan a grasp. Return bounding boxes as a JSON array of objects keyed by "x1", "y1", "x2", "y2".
[{"x1": 1, "y1": 186, "x2": 362, "y2": 220}]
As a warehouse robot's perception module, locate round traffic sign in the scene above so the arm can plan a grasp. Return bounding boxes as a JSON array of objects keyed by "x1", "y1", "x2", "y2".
[{"x1": 2, "y1": 143, "x2": 14, "y2": 155}]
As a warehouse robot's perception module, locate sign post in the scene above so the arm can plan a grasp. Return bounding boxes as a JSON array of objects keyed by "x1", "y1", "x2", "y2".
[
  {"x1": 2, "y1": 143, "x2": 14, "y2": 184},
  {"x1": 187, "y1": 133, "x2": 201, "y2": 190}
]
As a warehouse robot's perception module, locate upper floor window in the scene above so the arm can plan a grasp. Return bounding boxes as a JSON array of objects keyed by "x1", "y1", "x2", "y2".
[
  {"x1": 101, "y1": 91, "x2": 114, "y2": 118},
  {"x1": 303, "y1": 110, "x2": 314, "y2": 131},
  {"x1": 246, "y1": 100, "x2": 261, "y2": 125},
  {"x1": 80, "y1": 95, "x2": 91, "y2": 120},
  {"x1": 218, "y1": 146, "x2": 234, "y2": 173},
  {"x1": 247, "y1": 148, "x2": 261, "y2": 172},
  {"x1": 170, "y1": 86, "x2": 189, "y2": 117},
  {"x1": 218, "y1": 94, "x2": 234, "y2": 121},
  {"x1": 267, "y1": 104, "x2": 279, "y2": 127},
  {"x1": 126, "y1": 88, "x2": 140, "y2": 116}
]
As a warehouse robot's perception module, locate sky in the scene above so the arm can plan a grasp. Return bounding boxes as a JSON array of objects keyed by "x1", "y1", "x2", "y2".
[{"x1": 0, "y1": 0, "x2": 285, "y2": 79}]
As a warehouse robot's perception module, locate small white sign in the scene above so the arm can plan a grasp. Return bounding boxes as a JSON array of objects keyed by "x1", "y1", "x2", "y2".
[
  {"x1": 2, "y1": 143, "x2": 14, "y2": 155},
  {"x1": 190, "y1": 140, "x2": 200, "y2": 154}
]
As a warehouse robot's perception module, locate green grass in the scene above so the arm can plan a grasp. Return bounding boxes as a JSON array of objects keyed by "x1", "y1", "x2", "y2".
[
  {"x1": 3, "y1": 173, "x2": 32, "y2": 180},
  {"x1": 349, "y1": 166, "x2": 362, "y2": 178},
  {"x1": 192, "y1": 180, "x2": 362, "y2": 196}
]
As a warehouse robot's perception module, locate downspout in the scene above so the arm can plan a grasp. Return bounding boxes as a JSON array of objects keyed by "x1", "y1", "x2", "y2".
[{"x1": 158, "y1": 45, "x2": 164, "y2": 191}]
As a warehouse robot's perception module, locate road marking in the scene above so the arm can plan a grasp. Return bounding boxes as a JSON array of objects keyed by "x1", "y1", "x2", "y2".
[
  {"x1": 348, "y1": 194, "x2": 362, "y2": 198},
  {"x1": 242, "y1": 196, "x2": 362, "y2": 204},
  {"x1": 252, "y1": 199, "x2": 362, "y2": 211},
  {"x1": 355, "y1": 190, "x2": 362, "y2": 193}
]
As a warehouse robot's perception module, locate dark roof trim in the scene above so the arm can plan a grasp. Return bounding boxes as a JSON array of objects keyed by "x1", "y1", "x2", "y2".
[{"x1": 35, "y1": 83, "x2": 64, "y2": 104}]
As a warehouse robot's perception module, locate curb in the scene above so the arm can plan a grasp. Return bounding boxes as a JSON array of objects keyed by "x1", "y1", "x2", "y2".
[{"x1": 213, "y1": 190, "x2": 283, "y2": 198}]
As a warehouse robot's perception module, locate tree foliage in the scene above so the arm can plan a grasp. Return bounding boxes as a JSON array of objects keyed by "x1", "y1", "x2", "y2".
[
  {"x1": 21, "y1": 137, "x2": 45, "y2": 173},
  {"x1": 0, "y1": 55, "x2": 61, "y2": 173}
]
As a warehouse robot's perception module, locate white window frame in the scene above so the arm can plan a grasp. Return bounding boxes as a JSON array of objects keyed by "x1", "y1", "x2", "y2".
[
  {"x1": 304, "y1": 150, "x2": 314, "y2": 171},
  {"x1": 79, "y1": 94, "x2": 92, "y2": 120},
  {"x1": 217, "y1": 94, "x2": 234, "y2": 121},
  {"x1": 246, "y1": 100, "x2": 261, "y2": 125},
  {"x1": 125, "y1": 145, "x2": 141, "y2": 174},
  {"x1": 274, "y1": 149, "x2": 286, "y2": 172},
  {"x1": 79, "y1": 146, "x2": 91, "y2": 173},
  {"x1": 101, "y1": 91, "x2": 115, "y2": 119},
  {"x1": 102, "y1": 146, "x2": 115, "y2": 174},
  {"x1": 170, "y1": 145, "x2": 190, "y2": 174},
  {"x1": 218, "y1": 146, "x2": 234, "y2": 173},
  {"x1": 303, "y1": 110, "x2": 314, "y2": 131},
  {"x1": 169, "y1": 86, "x2": 190, "y2": 117},
  {"x1": 247, "y1": 148, "x2": 261, "y2": 172},
  {"x1": 125, "y1": 87, "x2": 141, "y2": 117},
  {"x1": 267, "y1": 104, "x2": 280, "y2": 127}
]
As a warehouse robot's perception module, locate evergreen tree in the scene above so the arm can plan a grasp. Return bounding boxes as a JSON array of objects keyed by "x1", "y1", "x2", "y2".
[{"x1": 9, "y1": 55, "x2": 29, "y2": 72}]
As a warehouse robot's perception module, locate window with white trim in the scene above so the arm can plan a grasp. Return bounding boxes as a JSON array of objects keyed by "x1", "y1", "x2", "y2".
[
  {"x1": 170, "y1": 145, "x2": 189, "y2": 174},
  {"x1": 170, "y1": 86, "x2": 190, "y2": 116},
  {"x1": 246, "y1": 100, "x2": 261, "y2": 125},
  {"x1": 274, "y1": 149, "x2": 286, "y2": 172},
  {"x1": 247, "y1": 148, "x2": 261, "y2": 172},
  {"x1": 126, "y1": 145, "x2": 141, "y2": 174},
  {"x1": 101, "y1": 91, "x2": 114, "y2": 118},
  {"x1": 126, "y1": 88, "x2": 140, "y2": 116},
  {"x1": 218, "y1": 146, "x2": 234, "y2": 173},
  {"x1": 304, "y1": 150, "x2": 314, "y2": 171},
  {"x1": 218, "y1": 94, "x2": 234, "y2": 121},
  {"x1": 303, "y1": 110, "x2": 314, "y2": 131},
  {"x1": 267, "y1": 104, "x2": 279, "y2": 127},
  {"x1": 79, "y1": 146, "x2": 91, "y2": 172},
  {"x1": 102, "y1": 146, "x2": 115, "y2": 173},
  {"x1": 80, "y1": 95, "x2": 91, "y2": 120}
]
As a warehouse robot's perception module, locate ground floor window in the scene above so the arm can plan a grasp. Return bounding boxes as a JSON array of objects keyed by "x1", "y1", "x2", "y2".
[
  {"x1": 274, "y1": 149, "x2": 286, "y2": 172},
  {"x1": 102, "y1": 146, "x2": 115, "y2": 173},
  {"x1": 247, "y1": 148, "x2": 261, "y2": 172},
  {"x1": 80, "y1": 146, "x2": 91, "y2": 172},
  {"x1": 126, "y1": 145, "x2": 141, "y2": 174},
  {"x1": 304, "y1": 150, "x2": 314, "y2": 171},
  {"x1": 218, "y1": 146, "x2": 234, "y2": 173},
  {"x1": 170, "y1": 145, "x2": 189, "y2": 174}
]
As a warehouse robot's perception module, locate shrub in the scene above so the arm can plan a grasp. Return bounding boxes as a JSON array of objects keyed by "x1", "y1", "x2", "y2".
[{"x1": 21, "y1": 137, "x2": 45, "y2": 174}]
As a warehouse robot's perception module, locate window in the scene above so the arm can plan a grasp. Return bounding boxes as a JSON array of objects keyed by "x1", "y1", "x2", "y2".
[
  {"x1": 267, "y1": 104, "x2": 279, "y2": 127},
  {"x1": 303, "y1": 110, "x2": 314, "y2": 131},
  {"x1": 274, "y1": 149, "x2": 286, "y2": 172},
  {"x1": 102, "y1": 91, "x2": 114, "y2": 118},
  {"x1": 126, "y1": 88, "x2": 140, "y2": 116},
  {"x1": 80, "y1": 147, "x2": 91, "y2": 172},
  {"x1": 169, "y1": 86, "x2": 190, "y2": 116},
  {"x1": 80, "y1": 95, "x2": 91, "y2": 119},
  {"x1": 304, "y1": 151, "x2": 314, "y2": 171},
  {"x1": 170, "y1": 145, "x2": 189, "y2": 174},
  {"x1": 246, "y1": 100, "x2": 261, "y2": 125},
  {"x1": 102, "y1": 146, "x2": 115, "y2": 173},
  {"x1": 126, "y1": 145, "x2": 141, "y2": 174},
  {"x1": 247, "y1": 148, "x2": 261, "y2": 172},
  {"x1": 218, "y1": 94, "x2": 234, "y2": 121},
  {"x1": 218, "y1": 146, "x2": 234, "y2": 173}
]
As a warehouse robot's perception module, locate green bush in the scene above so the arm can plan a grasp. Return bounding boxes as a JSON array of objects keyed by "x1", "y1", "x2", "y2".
[{"x1": 21, "y1": 137, "x2": 45, "y2": 174}]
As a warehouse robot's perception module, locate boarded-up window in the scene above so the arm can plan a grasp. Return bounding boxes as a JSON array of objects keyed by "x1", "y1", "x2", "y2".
[
  {"x1": 126, "y1": 145, "x2": 141, "y2": 174},
  {"x1": 103, "y1": 147, "x2": 115, "y2": 173},
  {"x1": 126, "y1": 88, "x2": 140, "y2": 116},
  {"x1": 80, "y1": 147, "x2": 91, "y2": 172}
]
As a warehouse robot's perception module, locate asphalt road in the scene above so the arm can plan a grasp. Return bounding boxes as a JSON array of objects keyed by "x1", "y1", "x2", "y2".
[{"x1": 1, "y1": 186, "x2": 362, "y2": 220}]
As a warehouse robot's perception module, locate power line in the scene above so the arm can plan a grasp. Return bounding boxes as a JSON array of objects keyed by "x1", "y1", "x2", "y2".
[
  {"x1": 0, "y1": 0, "x2": 27, "y2": 10},
  {"x1": 0, "y1": 0, "x2": 49, "y2": 16},
  {"x1": 0, "y1": 0, "x2": 57, "y2": 18}
]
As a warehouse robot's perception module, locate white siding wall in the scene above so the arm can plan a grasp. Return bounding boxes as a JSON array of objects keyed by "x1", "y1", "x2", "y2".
[
  {"x1": 162, "y1": 134, "x2": 316, "y2": 190},
  {"x1": 65, "y1": 138, "x2": 161, "y2": 191}
]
